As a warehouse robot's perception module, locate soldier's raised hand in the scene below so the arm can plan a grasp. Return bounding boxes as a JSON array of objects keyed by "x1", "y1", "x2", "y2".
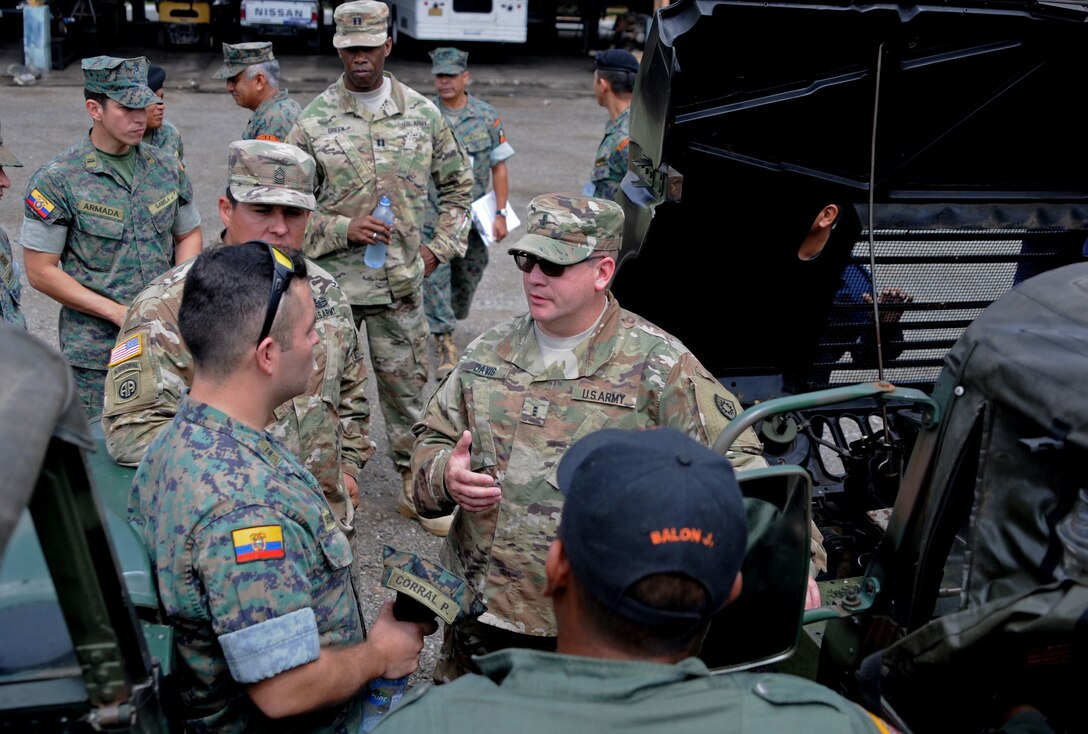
[{"x1": 444, "y1": 430, "x2": 502, "y2": 512}]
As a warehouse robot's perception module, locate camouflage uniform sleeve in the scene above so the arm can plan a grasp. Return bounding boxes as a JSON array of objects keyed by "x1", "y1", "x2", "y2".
[
  {"x1": 654, "y1": 350, "x2": 767, "y2": 471},
  {"x1": 192, "y1": 506, "x2": 324, "y2": 681},
  {"x1": 20, "y1": 167, "x2": 72, "y2": 253},
  {"x1": 426, "y1": 116, "x2": 473, "y2": 263},
  {"x1": 410, "y1": 370, "x2": 469, "y2": 515},
  {"x1": 337, "y1": 313, "x2": 375, "y2": 476},
  {"x1": 171, "y1": 165, "x2": 201, "y2": 236},
  {"x1": 487, "y1": 110, "x2": 515, "y2": 166},
  {"x1": 286, "y1": 121, "x2": 351, "y2": 259},
  {"x1": 102, "y1": 292, "x2": 190, "y2": 465},
  {"x1": 194, "y1": 505, "x2": 319, "y2": 632}
]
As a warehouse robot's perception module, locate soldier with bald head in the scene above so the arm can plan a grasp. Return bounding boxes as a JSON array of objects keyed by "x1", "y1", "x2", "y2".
[
  {"x1": 410, "y1": 193, "x2": 765, "y2": 681},
  {"x1": 104, "y1": 139, "x2": 373, "y2": 535}
]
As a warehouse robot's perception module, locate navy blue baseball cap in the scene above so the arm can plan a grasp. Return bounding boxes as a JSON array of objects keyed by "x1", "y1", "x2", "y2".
[
  {"x1": 556, "y1": 427, "x2": 748, "y2": 630},
  {"x1": 147, "y1": 64, "x2": 166, "y2": 92},
  {"x1": 594, "y1": 49, "x2": 639, "y2": 74}
]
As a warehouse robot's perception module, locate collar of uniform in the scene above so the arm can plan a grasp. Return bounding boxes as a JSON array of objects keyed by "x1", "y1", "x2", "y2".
[
  {"x1": 433, "y1": 93, "x2": 479, "y2": 120},
  {"x1": 336, "y1": 71, "x2": 406, "y2": 119},
  {"x1": 496, "y1": 293, "x2": 621, "y2": 377},
  {"x1": 254, "y1": 88, "x2": 290, "y2": 116},
  {"x1": 474, "y1": 648, "x2": 711, "y2": 698},
  {"x1": 177, "y1": 393, "x2": 286, "y2": 468},
  {"x1": 78, "y1": 133, "x2": 153, "y2": 182},
  {"x1": 605, "y1": 106, "x2": 631, "y2": 136}
]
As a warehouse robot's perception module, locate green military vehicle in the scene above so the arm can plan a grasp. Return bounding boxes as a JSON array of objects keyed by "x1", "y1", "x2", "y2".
[
  {"x1": 612, "y1": 1, "x2": 1087, "y2": 731},
  {"x1": 0, "y1": 323, "x2": 173, "y2": 732}
]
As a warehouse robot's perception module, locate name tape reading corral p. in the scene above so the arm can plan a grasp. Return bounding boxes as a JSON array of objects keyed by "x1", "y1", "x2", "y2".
[{"x1": 386, "y1": 567, "x2": 460, "y2": 625}]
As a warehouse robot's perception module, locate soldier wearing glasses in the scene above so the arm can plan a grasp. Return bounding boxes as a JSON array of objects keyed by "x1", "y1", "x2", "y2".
[
  {"x1": 409, "y1": 193, "x2": 765, "y2": 681},
  {"x1": 129, "y1": 242, "x2": 432, "y2": 733}
]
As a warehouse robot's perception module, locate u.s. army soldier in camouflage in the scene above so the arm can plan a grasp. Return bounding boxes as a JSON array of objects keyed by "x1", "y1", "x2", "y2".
[
  {"x1": 213, "y1": 42, "x2": 302, "y2": 143},
  {"x1": 423, "y1": 46, "x2": 516, "y2": 378},
  {"x1": 129, "y1": 242, "x2": 432, "y2": 733},
  {"x1": 287, "y1": 0, "x2": 472, "y2": 537},
  {"x1": 410, "y1": 193, "x2": 766, "y2": 681},
  {"x1": 20, "y1": 56, "x2": 203, "y2": 418},
  {"x1": 0, "y1": 117, "x2": 25, "y2": 329},
  {"x1": 588, "y1": 49, "x2": 637, "y2": 201},
  {"x1": 103, "y1": 140, "x2": 373, "y2": 535}
]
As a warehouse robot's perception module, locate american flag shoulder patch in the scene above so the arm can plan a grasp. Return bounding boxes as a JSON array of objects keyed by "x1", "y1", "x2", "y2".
[{"x1": 108, "y1": 334, "x2": 143, "y2": 367}]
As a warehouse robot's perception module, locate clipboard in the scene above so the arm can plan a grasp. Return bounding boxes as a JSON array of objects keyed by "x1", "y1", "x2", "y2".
[{"x1": 471, "y1": 192, "x2": 521, "y2": 247}]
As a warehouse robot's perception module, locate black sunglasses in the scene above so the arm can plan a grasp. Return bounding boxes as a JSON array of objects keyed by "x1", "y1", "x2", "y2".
[
  {"x1": 257, "y1": 242, "x2": 296, "y2": 344},
  {"x1": 512, "y1": 251, "x2": 605, "y2": 278}
]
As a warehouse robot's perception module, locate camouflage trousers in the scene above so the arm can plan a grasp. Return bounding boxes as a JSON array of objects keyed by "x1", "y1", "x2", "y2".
[
  {"x1": 434, "y1": 617, "x2": 557, "y2": 683},
  {"x1": 71, "y1": 366, "x2": 106, "y2": 420},
  {"x1": 352, "y1": 292, "x2": 428, "y2": 473},
  {"x1": 423, "y1": 228, "x2": 489, "y2": 334}
]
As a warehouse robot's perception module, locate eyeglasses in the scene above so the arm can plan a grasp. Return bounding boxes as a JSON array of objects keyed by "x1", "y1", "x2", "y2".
[
  {"x1": 257, "y1": 242, "x2": 296, "y2": 344},
  {"x1": 512, "y1": 252, "x2": 606, "y2": 278}
]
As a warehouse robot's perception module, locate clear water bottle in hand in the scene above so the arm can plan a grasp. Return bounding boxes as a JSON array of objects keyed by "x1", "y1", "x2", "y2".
[
  {"x1": 359, "y1": 675, "x2": 408, "y2": 733},
  {"x1": 365, "y1": 194, "x2": 393, "y2": 269}
]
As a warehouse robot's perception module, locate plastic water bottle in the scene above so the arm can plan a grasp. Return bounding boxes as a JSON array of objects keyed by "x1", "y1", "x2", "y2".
[
  {"x1": 359, "y1": 675, "x2": 408, "y2": 733},
  {"x1": 365, "y1": 194, "x2": 393, "y2": 269}
]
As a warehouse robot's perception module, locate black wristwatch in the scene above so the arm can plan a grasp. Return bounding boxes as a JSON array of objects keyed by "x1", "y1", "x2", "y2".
[{"x1": 496, "y1": 208, "x2": 507, "y2": 218}]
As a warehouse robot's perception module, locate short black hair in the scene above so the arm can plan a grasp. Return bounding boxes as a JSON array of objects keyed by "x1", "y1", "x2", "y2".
[
  {"x1": 597, "y1": 68, "x2": 635, "y2": 96},
  {"x1": 179, "y1": 242, "x2": 308, "y2": 379},
  {"x1": 572, "y1": 572, "x2": 711, "y2": 657}
]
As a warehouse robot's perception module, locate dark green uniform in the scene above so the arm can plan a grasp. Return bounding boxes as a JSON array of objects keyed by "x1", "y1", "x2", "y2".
[{"x1": 377, "y1": 649, "x2": 890, "y2": 733}]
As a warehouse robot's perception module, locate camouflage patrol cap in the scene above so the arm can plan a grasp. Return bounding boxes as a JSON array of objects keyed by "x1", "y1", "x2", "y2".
[
  {"x1": 213, "y1": 42, "x2": 276, "y2": 79},
  {"x1": 508, "y1": 193, "x2": 623, "y2": 265},
  {"x1": 430, "y1": 47, "x2": 468, "y2": 75},
  {"x1": 81, "y1": 56, "x2": 158, "y2": 109},
  {"x1": 0, "y1": 118, "x2": 20, "y2": 168},
  {"x1": 333, "y1": 0, "x2": 389, "y2": 48},
  {"x1": 227, "y1": 140, "x2": 316, "y2": 211}
]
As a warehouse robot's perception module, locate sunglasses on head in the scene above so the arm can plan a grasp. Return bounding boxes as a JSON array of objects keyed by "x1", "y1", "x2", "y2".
[
  {"x1": 512, "y1": 251, "x2": 605, "y2": 278},
  {"x1": 257, "y1": 242, "x2": 296, "y2": 344}
]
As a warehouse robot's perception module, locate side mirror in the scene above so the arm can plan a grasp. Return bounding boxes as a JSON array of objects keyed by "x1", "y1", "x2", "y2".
[{"x1": 698, "y1": 465, "x2": 812, "y2": 671}]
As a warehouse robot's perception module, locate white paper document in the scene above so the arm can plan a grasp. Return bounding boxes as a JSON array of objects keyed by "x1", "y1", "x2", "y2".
[{"x1": 471, "y1": 191, "x2": 521, "y2": 247}]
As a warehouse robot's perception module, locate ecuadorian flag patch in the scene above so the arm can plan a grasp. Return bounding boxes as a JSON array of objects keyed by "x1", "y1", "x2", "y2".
[
  {"x1": 108, "y1": 334, "x2": 143, "y2": 367},
  {"x1": 26, "y1": 188, "x2": 56, "y2": 219},
  {"x1": 232, "y1": 525, "x2": 285, "y2": 563}
]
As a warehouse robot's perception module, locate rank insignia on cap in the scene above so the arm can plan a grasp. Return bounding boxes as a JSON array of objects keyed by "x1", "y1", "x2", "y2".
[
  {"x1": 108, "y1": 334, "x2": 143, "y2": 367},
  {"x1": 26, "y1": 188, "x2": 55, "y2": 219},
  {"x1": 232, "y1": 525, "x2": 285, "y2": 563}
]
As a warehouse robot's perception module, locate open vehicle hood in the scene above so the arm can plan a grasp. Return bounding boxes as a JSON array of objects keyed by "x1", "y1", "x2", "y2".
[{"x1": 613, "y1": 0, "x2": 1088, "y2": 403}]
